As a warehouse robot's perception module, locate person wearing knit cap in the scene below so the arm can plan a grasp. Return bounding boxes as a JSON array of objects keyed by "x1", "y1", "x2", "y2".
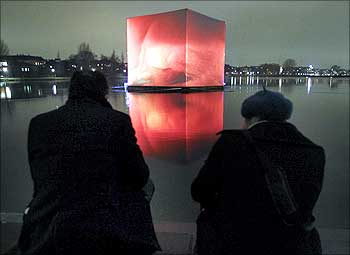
[{"x1": 192, "y1": 88, "x2": 325, "y2": 255}]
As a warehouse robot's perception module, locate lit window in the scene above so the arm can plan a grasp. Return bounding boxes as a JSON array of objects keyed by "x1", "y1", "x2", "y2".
[{"x1": 3, "y1": 67, "x2": 8, "y2": 72}]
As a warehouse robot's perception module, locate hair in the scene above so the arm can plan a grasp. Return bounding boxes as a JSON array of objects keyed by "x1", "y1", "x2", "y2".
[{"x1": 68, "y1": 71, "x2": 108, "y2": 100}]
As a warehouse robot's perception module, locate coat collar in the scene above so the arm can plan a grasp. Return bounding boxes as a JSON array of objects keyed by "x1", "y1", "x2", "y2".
[
  {"x1": 248, "y1": 121, "x2": 318, "y2": 147},
  {"x1": 65, "y1": 97, "x2": 113, "y2": 109},
  {"x1": 247, "y1": 120, "x2": 269, "y2": 130}
]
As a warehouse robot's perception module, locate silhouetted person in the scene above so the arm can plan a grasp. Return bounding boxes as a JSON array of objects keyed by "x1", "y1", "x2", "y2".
[
  {"x1": 17, "y1": 71, "x2": 160, "y2": 255},
  {"x1": 192, "y1": 89, "x2": 325, "y2": 255}
]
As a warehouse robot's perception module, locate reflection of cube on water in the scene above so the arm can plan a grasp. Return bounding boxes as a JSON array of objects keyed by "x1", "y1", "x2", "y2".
[
  {"x1": 129, "y1": 92, "x2": 224, "y2": 162},
  {"x1": 127, "y1": 9, "x2": 226, "y2": 87}
]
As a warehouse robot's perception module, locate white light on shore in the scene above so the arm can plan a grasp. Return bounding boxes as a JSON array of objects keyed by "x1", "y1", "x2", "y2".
[
  {"x1": 5, "y1": 87, "x2": 11, "y2": 99},
  {"x1": 52, "y1": 85, "x2": 57, "y2": 95}
]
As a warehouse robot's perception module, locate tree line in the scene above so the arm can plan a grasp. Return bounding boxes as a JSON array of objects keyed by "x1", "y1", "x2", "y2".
[
  {"x1": 0, "y1": 40, "x2": 346, "y2": 72},
  {"x1": 0, "y1": 40, "x2": 125, "y2": 65}
]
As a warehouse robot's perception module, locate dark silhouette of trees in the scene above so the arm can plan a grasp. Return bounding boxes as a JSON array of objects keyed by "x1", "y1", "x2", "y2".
[
  {"x1": 283, "y1": 59, "x2": 297, "y2": 68},
  {"x1": 260, "y1": 63, "x2": 280, "y2": 75},
  {"x1": 100, "y1": 54, "x2": 109, "y2": 61},
  {"x1": 0, "y1": 40, "x2": 10, "y2": 56},
  {"x1": 110, "y1": 50, "x2": 122, "y2": 72},
  {"x1": 120, "y1": 51, "x2": 125, "y2": 64},
  {"x1": 110, "y1": 50, "x2": 121, "y2": 64},
  {"x1": 69, "y1": 42, "x2": 96, "y2": 70},
  {"x1": 330, "y1": 65, "x2": 341, "y2": 72}
]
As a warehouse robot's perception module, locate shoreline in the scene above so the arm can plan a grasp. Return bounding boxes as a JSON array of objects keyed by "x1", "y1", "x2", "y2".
[
  {"x1": 0, "y1": 77, "x2": 71, "y2": 82},
  {"x1": 1, "y1": 75, "x2": 349, "y2": 83}
]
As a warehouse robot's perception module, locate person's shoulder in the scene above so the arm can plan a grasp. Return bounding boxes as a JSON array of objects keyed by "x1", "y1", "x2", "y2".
[
  {"x1": 106, "y1": 109, "x2": 133, "y2": 127},
  {"x1": 217, "y1": 129, "x2": 245, "y2": 138},
  {"x1": 30, "y1": 109, "x2": 60, "y2": 126},
  {"x1": 108, "y1": 109, "x2": 130, "y2": 120},
  {"x1": 291, "y1": 124, "x2": 325, "y2": 151},
  {"x1": 215, "y1": 129, "x2": 247, "y2": 144}
]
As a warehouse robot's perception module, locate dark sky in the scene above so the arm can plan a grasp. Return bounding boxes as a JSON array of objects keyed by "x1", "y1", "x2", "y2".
[{"x1": 1, "y1": 1, "x2": 349, "y2": 68}]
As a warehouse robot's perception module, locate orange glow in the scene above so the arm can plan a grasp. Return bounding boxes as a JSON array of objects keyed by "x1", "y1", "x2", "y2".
[
  {"x1": 129, "y1": 92, "x2": 224, "y2": 162},
  {"x1": 127, "y1": 9, "x2": 226, "y2": 87}
]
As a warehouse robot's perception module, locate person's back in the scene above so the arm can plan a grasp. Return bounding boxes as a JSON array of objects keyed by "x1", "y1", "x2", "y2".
[
  {"x1": 192, "y1": 89, "x2": 325, "y2": 255},
  {"x1": 18, "y1": 71, "x2": 160, "y2": 255}
]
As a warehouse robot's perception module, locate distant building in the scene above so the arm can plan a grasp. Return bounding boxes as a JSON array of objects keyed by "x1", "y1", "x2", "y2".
[
  {"x1": 46, "y1": 58, "x2": 67, "y2": 77},
  {"x1": 0, "y1": 55, "x2": 47, "y2": 78}
]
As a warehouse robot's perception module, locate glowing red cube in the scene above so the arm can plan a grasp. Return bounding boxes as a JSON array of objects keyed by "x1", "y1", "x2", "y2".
[{"x1": 127, "y1": 9, "x2": 226, "y2": 87}]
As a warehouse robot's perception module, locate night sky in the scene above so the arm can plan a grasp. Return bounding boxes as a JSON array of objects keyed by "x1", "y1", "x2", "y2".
[{"x1": 1, "y1": 1, "x2": 349, "y2": 68}]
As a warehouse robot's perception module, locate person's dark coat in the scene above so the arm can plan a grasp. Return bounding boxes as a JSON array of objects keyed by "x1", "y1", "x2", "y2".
[
  {"x1": 17, "y1": 96, "x2": 160, "y2": 254},
  {"x1": 191, "y1": 121, "x2": 325, "y2": 255}
]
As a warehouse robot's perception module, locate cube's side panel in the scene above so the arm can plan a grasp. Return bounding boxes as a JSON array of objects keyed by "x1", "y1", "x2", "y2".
[
  {"x1": 127, "y1": 10, "x2": 187, "y2": 87},
  {"x1": 186, "y1": 10, "x2": 226, "y2": 87}
]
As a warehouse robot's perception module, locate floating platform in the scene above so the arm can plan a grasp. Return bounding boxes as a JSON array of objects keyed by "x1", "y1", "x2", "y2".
[{"x1": 126, "y1": 85, "x2": 224, "y2": 93}]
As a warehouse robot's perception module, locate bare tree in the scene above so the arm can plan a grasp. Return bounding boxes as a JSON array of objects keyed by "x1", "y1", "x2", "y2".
[
  {"x1": 70, "y1": 42, "x2": 96, "y2": 70},
  {"x1": 282, "y1": 59, "x2": 297, "y2": 68},
  {"x1": 78, "y1": 42, "x2": 91, "y2": 53},
  {"x1": 330, "y1": 65, "x2": 341, "y2": 71},
  {"x1": 120, "y1": 52, "x2": 125, "y2": 64},
  {"x1": 100, "y1": 54, "x2": 109, "y2": 61},
  {"x1": 110, "y1": 50, "x2": 121, "y2": 64},
  {"x1": 0, "y1": 39, "x2": 10, "y2": 56}
]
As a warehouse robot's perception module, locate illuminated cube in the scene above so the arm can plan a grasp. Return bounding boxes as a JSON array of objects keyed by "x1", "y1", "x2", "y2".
[
  {"x1": 129, "y1": 92, "x2": 224, "y2": 162},
  {"x1": 127, "y1": 9, "x2": 226, "y2": 87}
]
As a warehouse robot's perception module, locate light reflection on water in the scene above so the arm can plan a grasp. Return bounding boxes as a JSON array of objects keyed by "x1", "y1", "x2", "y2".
[{"x1": 1, "y1": 77, "x2": 349, "y2": 228}]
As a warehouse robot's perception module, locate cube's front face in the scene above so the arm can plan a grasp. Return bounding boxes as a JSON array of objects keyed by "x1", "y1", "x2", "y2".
[
  {"x1": 127, "y1": 9, "x2": 225, "y2": 87},
  {"x1": 127, "y1": 10, "x2": 187, "y2": 87}
]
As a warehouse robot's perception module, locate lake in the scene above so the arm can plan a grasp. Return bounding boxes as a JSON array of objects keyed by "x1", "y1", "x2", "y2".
[{"x1": 1, "y1": 77, "x2": 349, "y2": 229}]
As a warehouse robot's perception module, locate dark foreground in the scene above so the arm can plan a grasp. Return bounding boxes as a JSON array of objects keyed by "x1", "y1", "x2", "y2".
[{"x1": 1, "y1": 222, "x2": 348, "y2": 255}]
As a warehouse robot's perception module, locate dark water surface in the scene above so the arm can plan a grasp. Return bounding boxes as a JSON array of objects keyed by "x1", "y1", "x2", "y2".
[{"x1": 1, "y1": 77, "x2": 349, "y2": 229}]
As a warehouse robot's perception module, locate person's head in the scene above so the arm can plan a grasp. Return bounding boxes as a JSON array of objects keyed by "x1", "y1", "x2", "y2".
[
  {"x1": 68, "y1": 70, "x2": 108, "y2": 101},
  {"x1": 240, "y1": 88, "x2": 293, "y2": 129}
]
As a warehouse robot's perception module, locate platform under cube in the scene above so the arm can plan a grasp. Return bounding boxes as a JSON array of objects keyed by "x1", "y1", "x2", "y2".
[{"x1": 127, "y1": 9, "x2": 226, "y2": 89}]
